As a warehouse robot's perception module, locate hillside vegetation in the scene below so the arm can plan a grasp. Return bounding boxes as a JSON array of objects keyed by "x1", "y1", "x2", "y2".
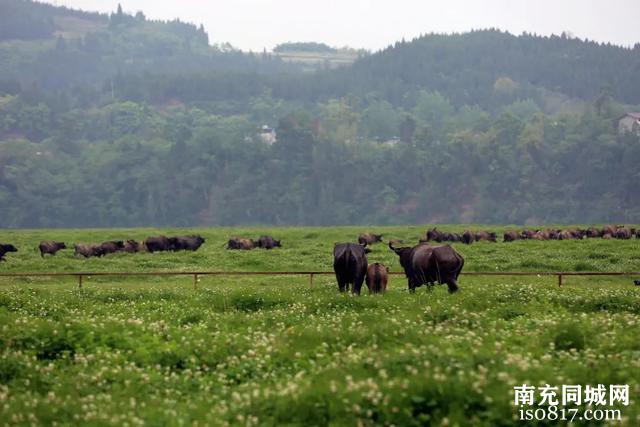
[{"x1": 1, "y1": 1, "x2": 640, "y2": 227}]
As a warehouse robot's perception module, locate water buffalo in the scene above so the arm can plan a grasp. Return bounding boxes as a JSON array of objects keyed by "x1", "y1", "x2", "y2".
[
  {"x1": 145, "y1": 236, "x2": 171, "y2": 253},
  {"x1": 586, "y1": 227, "x2": 602, "y2": 238},
  {"x1": 0, "y1": 243, "x2": 18, "y2": 261},
  {"x1": 601, "y1": 225, "x2": 619, "y2": 236},
  {"x1": 389, "y1": 242, "x2": 463, "y2": 293},
  {"x1": 557, "y1": 230, "x2": 573, "y2": 240},
  {"x1": 39, "y1": 240, "x2": 66, "y2": 257},
  {"x1": 365, "y1": 263, "x2": 389, "y2": 294},
  {"x1": 333, "y1": 243, "x2": 368, "y2": 295},
  {"x1": 475, "y1": 231, "x2": 497, "y2": 242},
  {"x1": 614, "y1": 228, "x2": 632, "y2": 239},
  {"x1": 443, "y1": 232, "x2": 462, "y2": 242},
  {"x1": 171, "y1": 235, "x2": 205, "y2": 251},
  {"x1": 503, "y1": 231, "x2": 520, "y2": 242},
  {"x1": 532, "y1": 231, "x2": 550, "y2": 241},
  {"x1": 227, "y1": 237, "x2": 256, "y2": 250},
  {"x1": 358, "y1": 233, "x2": 383, "y2": 245},
  {"x1": 123, "y1": 239, "x2": 145, "y2": 253},
  {"x1": 425, "y1": 227, "x2": 443, "y2": 242},
  {"x1": 569, "y1": 228, "x2": 586, "y2": 239},
  {"x1": 74, "y1": 243, "x2": 104, "y2": 258},
  {"x1": 546, "y1": 229, "x2": 560, "y2": 240},
  {"x1": 634, "y1": 280, "x2": 640, "y2": 286},
  {"x1": 521, "y1": 230, "x2": 538, "y2": 240},
  {"x1": 462, "y1": 230, "x2": 475, "y2": 244},
  {"x1": 100, "y1": 240, "x2": 124, "y2": 255},
  {"x1": 257, "y1": 235, "x2": 281, "y2": 249}
]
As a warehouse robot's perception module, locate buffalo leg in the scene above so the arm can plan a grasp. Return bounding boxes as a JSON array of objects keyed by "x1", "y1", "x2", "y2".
[
  {"x1": 408, "y1": 279, "x2": 416, "y2": 293},
  {"x1": 337, "y1": 281, "x2": 347, "y2": 292},
  {"x1": 446, "y1": 278, "x2": 459, "y2": 294},
  {"x1": 353, "y1": 277, "x2": 364, "y2": 296}
]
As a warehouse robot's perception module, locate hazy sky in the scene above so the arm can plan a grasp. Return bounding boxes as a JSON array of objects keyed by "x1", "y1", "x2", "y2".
[{"x1": 49, "y1": 0, "x2": 640, "y2": 52}]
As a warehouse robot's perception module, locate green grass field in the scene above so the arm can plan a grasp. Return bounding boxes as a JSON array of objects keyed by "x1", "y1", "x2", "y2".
[{"x1": 1, "y1": 226, "x2": 639, "y2": 426}]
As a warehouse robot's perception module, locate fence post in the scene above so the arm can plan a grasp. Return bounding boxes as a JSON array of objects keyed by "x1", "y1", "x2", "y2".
[
  {"x1": 309, "y1": 273, "x2": 314, "y2": 286},
  {"x1": 193, "y1": 274, "x2": 198, "y2": 290},
  {"x1": 558, "y1": 274, "x2": 563, "y2": 287},
  {"x1": 77, "y1": 274, "x2": 83, "y2": 288}
]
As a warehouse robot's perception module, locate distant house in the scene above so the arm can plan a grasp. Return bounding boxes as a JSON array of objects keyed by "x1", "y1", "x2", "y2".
[
  {"x1": 258, "y1": 125, "x2": 277, "y2": 145},
  {"x1": 617, "y1": 112, "x2": 640, "y2": 135}
]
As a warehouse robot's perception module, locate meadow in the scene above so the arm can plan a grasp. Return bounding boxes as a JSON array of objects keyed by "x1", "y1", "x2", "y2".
[{"x1": 0, "y1": 225, "x2": 639, "y2": 426}]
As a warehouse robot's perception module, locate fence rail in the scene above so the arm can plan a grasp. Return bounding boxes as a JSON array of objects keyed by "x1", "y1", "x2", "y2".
[{"x1": 1, "y1": 271, "x2": 639, "y2": 288}]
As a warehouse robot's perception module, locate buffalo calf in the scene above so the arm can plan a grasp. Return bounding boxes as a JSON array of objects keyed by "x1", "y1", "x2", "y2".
[{"x1": 365, "y1": 263, "x2": 389, "y2": 294}]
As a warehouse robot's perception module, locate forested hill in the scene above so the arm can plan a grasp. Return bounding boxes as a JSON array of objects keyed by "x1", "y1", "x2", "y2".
[
  {"x1": 3, "y1": 1, "x2": 640, "y2": 109},
  {"x1": 101, "y1": 30, "x2": 640, "y2": 111},
  {"x1": 325, "y1": 30, "x2": 640, "y2": 108},
  {"x1": 1, "y1": 1, "x2": 639, "y2": 227},
  {"x1": 0, "y1": 0, "x2": 296, "y2": 93}
]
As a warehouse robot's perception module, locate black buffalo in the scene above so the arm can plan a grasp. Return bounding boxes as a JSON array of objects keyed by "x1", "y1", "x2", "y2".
[
  {"x1": 461, "y1": 230, "x2": 475, "y2": 245},
  {"x1": 333, "y1": 243, "x2": 368, "y2": 295},
  {"x1": 614, "y1": 228, "x2": 632, "y2": 239},
  {"x1": 389, "y1": 242, "x2": 464, "y2": 293},
  {"x1": 39, "y1": 240, "x2": 66, "y2": 257},
  {"x1": 475, "y1": 231, "x2": 497, "y2": 242},
  {"x1": 425, "y1": 227, "x2": 443, "y2": 242},
  {"x1": 100, "y1": 240, "x2": 124, "y2": 255},
  {"x1": 257, "y1": 235, "x2": 281, "y2": 249},
  {"x1": 171, "y1": 235, "x2": 205, "y2": 251},
  {"x1": 0, "y1": 243, "x2": 18, "y2": 261},
  {"x1": 123, "y1": 239, "x2": 145, "y2": 253},
  {"x1": 503, "y1": 231, "x2": 520, "y2": 242},
  {"x1": 145, "y1": 236, "x2": 171, "y2": 253},
  {"x1": 74, "y1": 243, "x2": 104, "y2": 258}
]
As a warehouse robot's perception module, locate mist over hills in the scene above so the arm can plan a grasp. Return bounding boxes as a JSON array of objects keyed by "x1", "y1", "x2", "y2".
[{"x1": 0, "y1": 0, "x2": 639, "y2": 227}]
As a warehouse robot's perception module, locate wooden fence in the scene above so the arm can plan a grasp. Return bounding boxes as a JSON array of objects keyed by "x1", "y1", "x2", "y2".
[{"x1": 1, "y1": 271, "x2": 639, "y2": 288}]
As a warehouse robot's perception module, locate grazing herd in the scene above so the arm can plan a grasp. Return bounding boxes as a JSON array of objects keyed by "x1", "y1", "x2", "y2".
[
  {"x1": 421, "y1": 228, "x2": 497, "y2": 244},
  {"x1": 1, "y1": 235, "x2": 207, "y2": 261},
  {"x1": 1, "y1": 234, "x2": 280, "y2": 262},
  {"x1": 502, "y1": 225, "x2": 637, "y2": 242},
  {"x1": 418, "y1": 225, "x2": 639, "y2": 244},
  {"x1": 1, "y1": 226, "x2": 637, "y2": 294}
]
